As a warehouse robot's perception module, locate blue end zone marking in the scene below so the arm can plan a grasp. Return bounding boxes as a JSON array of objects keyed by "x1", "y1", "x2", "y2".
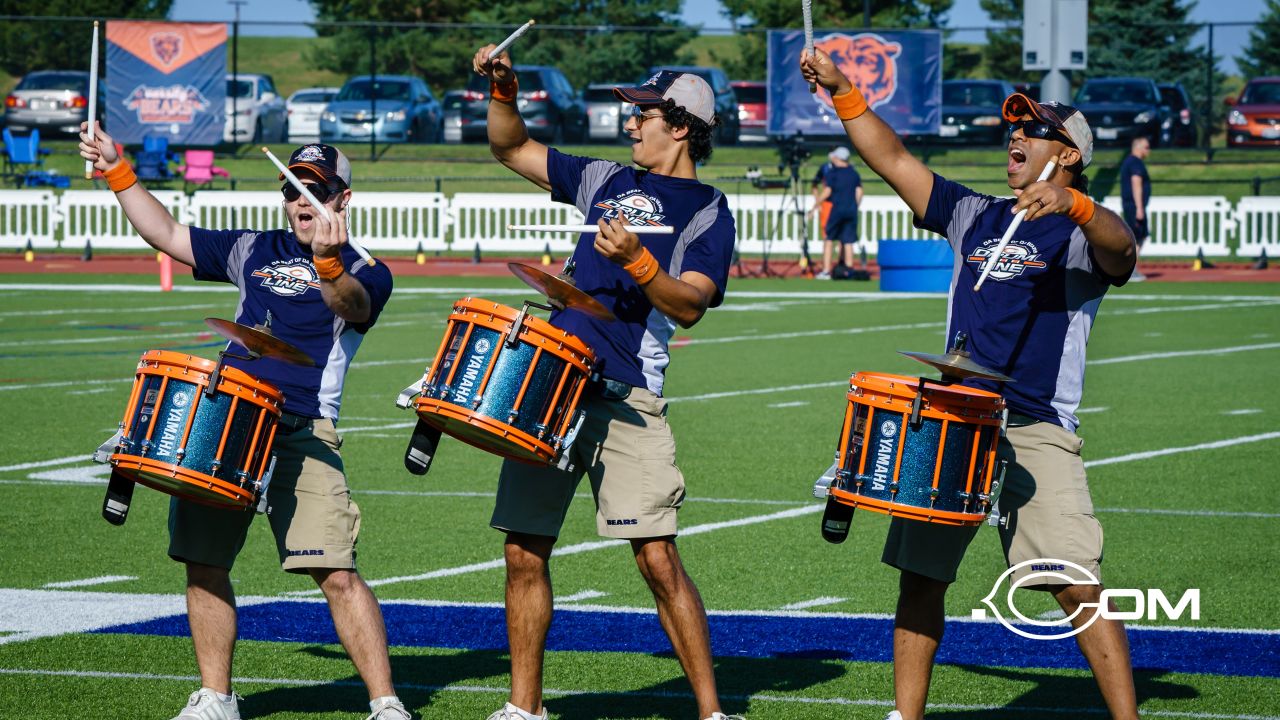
[{"x1": 94, "y1": 602, "x2": 1279, "y2": 678}]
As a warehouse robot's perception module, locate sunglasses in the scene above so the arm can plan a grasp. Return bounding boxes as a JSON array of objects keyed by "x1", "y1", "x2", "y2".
[
  {"x1": 1008, "y1": 120, "x2": 1076, "y2": 148},
  {"x1": 630, "y1": 105, "x2": 664, "y2": 124},
  {"x1": 280, "y1": 181, "x2": 342, "y2": 204}
]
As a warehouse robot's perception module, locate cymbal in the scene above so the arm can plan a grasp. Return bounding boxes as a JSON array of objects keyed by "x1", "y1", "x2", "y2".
[
  {"x1": 205, "y1": 318, "x2": 316, "y2": 367},
  {"x1": 507, "y1": 262, "x2": 617, "y2": 322},
  {"x1": 899, "y1": 350, "x2": 1015, "y2": 383}
]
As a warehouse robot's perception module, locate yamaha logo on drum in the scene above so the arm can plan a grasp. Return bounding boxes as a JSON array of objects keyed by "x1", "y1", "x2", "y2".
[
  {"x1": 451, "y1": 335, "x2": 494, "y2": 405},
  {"x1": 870, "y1": 419, "x2": 899, "y2": 491},
  {"x1": 880, "y1": 420, "x2": 897, "y2": 437},
  {"x1": 172, "y1": 391, "x2": 190, "y2": 409},
  {"x1": 474, "y1": 338, "x2": 492, "y2": 354},
  {"x1": 155, "y1": 395, "x2": 189, "y2": 458}
]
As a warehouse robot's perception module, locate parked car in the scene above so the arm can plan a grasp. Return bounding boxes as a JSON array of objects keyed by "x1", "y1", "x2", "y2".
[
  {"x1": 1158, "y1": 82, "x2": 1196, "y2": 147},
  {"x1": 462, "y1": 66, "x2": 586, "y2": 143},
  {"x1": 936, "y1": 79, "x2": 1016, "y2": 144},
  {"x1": 321, "y1": 75, "x2": 443, "y2": 144},
  {"x1": 1073, "y1": 77, "x2": 1171, "y2": 146},
  {"x1": 583, "y1": 83, "x2": 630, "y2": 143},
  {"x1": 286, "y1": 87, "x2": 338, "y2": 143},
  {"x1": 224, "y1": 73, "x2": 287, "y2": 144},
  {"x1": 1226, "y1": 77, "x2": 1280, "y2": 147},
  {"x1": 647, "y1": 65, "x2": 740, "y2": 145},
  {"x1": 4, "y1": 70, "x2": 94, "y2": 136},
  {"x1": 441, "y1": 90, "x2": 465, "y2": 144},
  {"x1": 731, "y1": 80, "x2": 767, "y2": 143}
]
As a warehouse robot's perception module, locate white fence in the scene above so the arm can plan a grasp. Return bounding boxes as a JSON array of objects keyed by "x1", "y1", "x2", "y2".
[{"x1": 2, "y1": 190, "x2": 1276, "y2": 256}]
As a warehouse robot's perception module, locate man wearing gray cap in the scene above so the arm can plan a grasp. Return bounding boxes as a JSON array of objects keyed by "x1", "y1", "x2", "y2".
[
  {"x1": 809, "y1": 146, "x2": 863, "y2": 279},
  {"x1": 802, "y1": 50, "x2": 1139, "y2": 720},
  {"x1": 472, "y1": 47, "x2": 741, "y2": 720}
]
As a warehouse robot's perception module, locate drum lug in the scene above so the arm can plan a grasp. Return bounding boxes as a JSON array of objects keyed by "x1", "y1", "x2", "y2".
[
  {"x1": 533, "y1": 422, "x2": 548, "y2": 440},
  {"x1": 175, "y1": 447, "x2": 186, "y2": 461},
  {"x1": 507, "y1": 410, "x2": 520, "y2": 424},
  {"x1": 140, "y1": 440, "x2": 152, "y2": 454},
  {"x1": 93, "y1": 429, "x2": 125, "y2": 464},
  {"x1": 210, "y1": 459, "x2": 222, "y2": 474}
]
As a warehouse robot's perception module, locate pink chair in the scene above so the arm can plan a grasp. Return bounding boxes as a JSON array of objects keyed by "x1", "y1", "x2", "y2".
[{"x1": 178, "y1": 150, "x2": 230, "y2": 191}]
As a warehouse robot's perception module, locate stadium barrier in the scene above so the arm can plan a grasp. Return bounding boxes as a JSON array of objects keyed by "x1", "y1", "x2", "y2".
[{"x1": 2, "y1": 191, "x2": 1273, "y2": 256}]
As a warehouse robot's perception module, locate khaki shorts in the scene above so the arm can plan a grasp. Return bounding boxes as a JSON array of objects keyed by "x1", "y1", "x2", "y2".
[
  {"x1": 168, "y1": 417, "x2": 362, "y2": 573},
  {"x1": 881, "y1": 420, "x2": 1103, "y2": 586},
  {"x1": 490, "y1": 386, "x2": 686, "y2": 539}
]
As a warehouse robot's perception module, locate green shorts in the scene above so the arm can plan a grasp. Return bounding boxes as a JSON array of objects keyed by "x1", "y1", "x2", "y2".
[
  {"x1": 490, "y1": 386, "x2": 686, "y2": 539},
  {"x1": 168, "y1": 417, "x2": 362, "y2": 573},
  {"x1": 881, "y1": 420, "x2": 1103, "y2": 586}
]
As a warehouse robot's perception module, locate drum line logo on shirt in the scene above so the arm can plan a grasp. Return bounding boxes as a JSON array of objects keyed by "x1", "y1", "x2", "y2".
[
  {"x1": 966, "y1": 239, "x2": 1048, "y2": 282},
  {"x1": 252, "y1": 259, "x2": 321, "y2": 297},
  {"x1": 594, "y1": 189, "x2": 667, "y2": 227}
]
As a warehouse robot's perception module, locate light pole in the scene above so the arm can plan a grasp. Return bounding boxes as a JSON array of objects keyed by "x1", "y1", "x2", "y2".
[{"x1": 229, "y1": 0, "x2": 247, "y2": 148}]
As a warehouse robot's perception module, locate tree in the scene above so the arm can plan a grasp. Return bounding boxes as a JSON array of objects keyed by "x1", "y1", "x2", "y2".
[
  {"x1": 979, "y1": 0, "x2": 1040, "y2": 84},
  {"x1": 1239, "y1": 0, "x2": 1280, "y2": 79},
  {"x1": 0, "y1": 0, "x2": 173, "y2": 77}
]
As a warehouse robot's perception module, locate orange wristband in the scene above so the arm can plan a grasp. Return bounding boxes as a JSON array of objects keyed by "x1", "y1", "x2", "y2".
[
  {"x1": 491, "y1": 77, "x2": 518, "y2": 103},
  {"x1": 1066, "y1": 188, "x2": 1096, "y2": 226},
  {"x1": 623, "y1": 247, "x2": 660, "y2": 286},
  {"x1": 103, "y1": 161, "x2": 137, "y2": 193},
  {"x1": 832, "y1": 86, "x2": 868, "y2": 121},
  {"x1": 313, "y1": 254, "x2": 345, "y2": 281}
]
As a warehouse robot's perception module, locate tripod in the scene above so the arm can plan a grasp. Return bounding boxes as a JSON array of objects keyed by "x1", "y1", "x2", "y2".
[{"x1": 756, "y1": 161, "x2": 814, "y2": 278}]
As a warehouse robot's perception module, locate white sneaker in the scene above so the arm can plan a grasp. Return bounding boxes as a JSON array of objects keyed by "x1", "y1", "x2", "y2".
[
  {"x1": 171, "y1": 689, "x2": 241, "y2": 720},
  {"x1": 705, "y1": 713, "x2": 747, "y2": 720},
  {"x1": 486, "y1": 702, "x2": 547, "y2": 720},
  {"x1": 885, "y1": 712, "x2": 904, "y2": 720},
  {"x1": 367, "y1": 698, "x2": 413, "y2": 720},
  {"x1": 814, "y1": 271, "x2": 831, "y2": 280}
]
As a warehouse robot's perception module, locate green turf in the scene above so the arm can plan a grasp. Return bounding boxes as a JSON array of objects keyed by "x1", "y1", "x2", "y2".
[{"x1": 0, "y1": 275, "x2": 1277, "y2": 718}]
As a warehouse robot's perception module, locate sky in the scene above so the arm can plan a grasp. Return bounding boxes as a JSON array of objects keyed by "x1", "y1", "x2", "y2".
[{"x1": 169, "y1": 0, "x2": 1267, "y2": 74}]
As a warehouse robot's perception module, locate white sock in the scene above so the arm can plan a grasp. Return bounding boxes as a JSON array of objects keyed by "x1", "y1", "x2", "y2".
[
  {"x1": 505, "y1": 702, "x2": 543, "y2": 720},
  {"x1": 370, "y1": 695, "x2": 401, "y2": 712},
  {"x1": 204, "y1": 688, "x2": 235, "y2": 704}
]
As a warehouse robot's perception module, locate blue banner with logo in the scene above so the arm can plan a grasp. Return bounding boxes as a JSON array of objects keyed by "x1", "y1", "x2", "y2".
[
  {"x1": 106, "y1": 21, "x2": 226, "y2": 146},
  {"x1": 767, "y1": 29, "x2": 941, "y2": 137}
]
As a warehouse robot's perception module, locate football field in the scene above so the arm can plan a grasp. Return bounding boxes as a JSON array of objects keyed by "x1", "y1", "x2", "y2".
[{"x1": 0, "y1": 272, "x2": 1277, "y2": 719}]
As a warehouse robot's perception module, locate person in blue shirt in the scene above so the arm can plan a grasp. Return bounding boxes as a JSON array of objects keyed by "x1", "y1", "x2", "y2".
[
  {"x1": 1119, "y1": 136, "x2": 1152, "y2": 280},
  {"x1": 472, "y1": 47, "x2": 740, "y2": 720},
  {"x1": 808, "y1": 146, "x2": 863, "y2": 279},
  {"x1": 79, "y1": 129, "x2": 408, "y2": 720},
  {"x1": 801, "y1": 51, "x2": 1139, "y2": 720}
]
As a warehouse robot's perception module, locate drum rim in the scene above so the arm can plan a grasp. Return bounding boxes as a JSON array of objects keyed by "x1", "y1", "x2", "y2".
[
  {"x1": 138, "y1": 349, "x2": 285, "y2": 406},
  {"x1": 452, "y1": 297, "x2": 595, "y2": 361},
  {"x1": 851, "y1": 370, "x2": 1004, "y2": 409},
  {"x1": 415, "y1": 398, "x2": 555, "y2": 463},
  {"x1": 828, "y1": 487, "x2": 988, "y2": 526},
  {"x1": 111, "y1": 455, "x2": 257, "y2": 509}
]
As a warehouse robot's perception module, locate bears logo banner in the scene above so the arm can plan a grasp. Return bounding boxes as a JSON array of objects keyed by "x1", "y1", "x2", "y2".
[
  {"x1": 767, "y1": 29, "x2": 940, "y2": 137},
  {"x1": 106, "y1": 21, "x2": 226, "y2": 145}
]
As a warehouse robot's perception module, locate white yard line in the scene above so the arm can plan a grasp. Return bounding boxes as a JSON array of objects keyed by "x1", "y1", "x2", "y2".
[
  {"x1": 1084, "y1": 432, "x2": 1280, "y2": 468},
  {"x1": 0, "y1": 378, "x2": 132, "y2": 393},
  {"x1": 1092, "y1": 342, "x2": 1280, "y2": 365},
  {"x1": 41, "y1": 576, "x2": 136, "y2": 589},
  {"x1": 779, "y1": 596, "x2": 848, "y2": 610},
  {"x1": 0, "y1": 303, "x2": 219, "y2": 318},
  {"x1": 553, "y1": 590, "x2": 608, "y2": 603}
]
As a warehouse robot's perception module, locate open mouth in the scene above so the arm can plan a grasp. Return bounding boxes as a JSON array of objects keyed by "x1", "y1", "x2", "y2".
[
  {"x1": 1008, "y1": 147, "x2": 1027, "y2": 175},
  {"x1": 297, "y1": 211, "x2": 315, "y2": 231}
]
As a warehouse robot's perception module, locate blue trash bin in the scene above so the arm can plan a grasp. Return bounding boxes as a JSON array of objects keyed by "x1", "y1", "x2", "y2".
[{"x1": 878, "y1": 239, "x2": 954, "y2": 293}]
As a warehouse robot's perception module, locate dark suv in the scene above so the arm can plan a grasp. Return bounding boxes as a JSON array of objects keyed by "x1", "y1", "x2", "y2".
[
  {"x1": 647, "y1": 65, "x2": 740, "y2": 145},
  {"x1": 937, "y1": 79, "x2": 1016, "y2": 145},
  {"x1": 463, "y1": 65, "x2": 585, "y2": 143},
  {"x1": 1074, "y1": 77, "x2": 1171, "y2": 146},
  {"x1": 1158, "y1": 82, "x2": 1195, "y2": 147}
]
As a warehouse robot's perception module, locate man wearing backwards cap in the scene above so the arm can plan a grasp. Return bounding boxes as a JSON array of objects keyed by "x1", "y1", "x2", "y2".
[
  {"x1": 801, "y1": 55, "x2": 1138, "y2": 720},
  {"x1": 472, "y1": 47, "x2": 740, "y2": 720},
  {"x1": 79, "y1": 128, "x2": 407, "y2": 720}
]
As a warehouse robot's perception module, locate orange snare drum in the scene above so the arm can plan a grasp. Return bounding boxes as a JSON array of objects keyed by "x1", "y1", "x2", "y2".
[
  {"x1": 109, "y1": 350, "x2": 283, "y2": 509},
  {"x1": 413, "y1": 297, "x2": 595, "y2": 465},
  {"x1": 826, "y1": 371, "x2": 1005, "y2": 526}
]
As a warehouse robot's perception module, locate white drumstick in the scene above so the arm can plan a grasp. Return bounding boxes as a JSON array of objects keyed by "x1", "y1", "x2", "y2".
[
  {"x1": 85, "y1": 20, "x2": 99, "y2": 180},
  {"x1": 802, "y1": 0, "x2": 816, "y2": 94},
  {"x1": 508, "y1": 224, "x2": 674, "y2": 234},
  {"x1": 262, "y1": 147, "x2": 376, "y2": 267},
  {"x1": 488, "y1": 19, "x2": 535, "y2": 61},
  {"x1": 973, "y1": 158, "x2": 1057, "y2": 291}
]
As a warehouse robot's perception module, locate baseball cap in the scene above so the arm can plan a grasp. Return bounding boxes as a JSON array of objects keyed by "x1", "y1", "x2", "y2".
[
  {"x1": 614, "y1": 71, "x2": 716, "y2": 125},
  {"x1": 829, "y1": 146, "x2": 851, "y2": 161},
  {"x1": 1002, "y1": 92, "x2": 1094, "y2": 168},
  {"x1": 280, "y1": 144, "x2": 352, "y2": 187}
]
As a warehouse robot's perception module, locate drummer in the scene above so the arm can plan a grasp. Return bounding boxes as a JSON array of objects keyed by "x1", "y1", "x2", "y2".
[
  {"x1": 800, "y1": 53, "x2": 1139, "y2": 720},
  {"x1": 79, "y1": 129, "x2": 409, "y2": 720},
  {"x1": 471, "y1": 50, "x2": 741, "y2": 720}
]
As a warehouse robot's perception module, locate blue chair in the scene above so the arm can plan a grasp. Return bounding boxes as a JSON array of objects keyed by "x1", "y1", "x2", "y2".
[
  {"x1": 3, "y1": 127, "x2": 47, "y2": 183},
  {"x1": 142, "y1": 135, "x2": 178, "y2": 164},
  {"x1": 134, "y1": 149, "x2": 175, "y2": 184}
]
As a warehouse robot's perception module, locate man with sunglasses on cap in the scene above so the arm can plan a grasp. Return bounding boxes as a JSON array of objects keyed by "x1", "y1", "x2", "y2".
[
  {"x1": 79, "y1": 125, "x2": 407, "y2": 720},
  {"x1": 471, "y1": 47, "x2": 741, "y2": 720},
  {"x1": 801, "y1": 52, "x2": 1139, "y2": 720}
]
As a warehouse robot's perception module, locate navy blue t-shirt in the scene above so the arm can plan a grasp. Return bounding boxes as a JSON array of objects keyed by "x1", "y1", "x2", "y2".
[
  {"x1": 546, "y1": 149, "x2": 736, "y2": 394},
  {"x1": 191, "y1": 227, "x2": 393, "y2": 420},
  {"x1": 1119, "y1": 154, "x2": 1150, "y2": 216},
  {"x1": 914, "y1": 174, "x2": 1130, "y2": 431},
  {"x1": 824, "y1": 165, "x2": 862, "y2": 216}
]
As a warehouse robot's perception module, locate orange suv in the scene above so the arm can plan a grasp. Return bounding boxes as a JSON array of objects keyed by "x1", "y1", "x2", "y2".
[{"x1": 1226, "y1": 77, "x2": 1280, "y2": 147}]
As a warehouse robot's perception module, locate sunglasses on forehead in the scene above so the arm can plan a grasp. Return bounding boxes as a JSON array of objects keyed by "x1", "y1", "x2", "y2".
[
  {"x1": 1008, "y1": 119, "x2": 1077, "y2": 148},
  {"x1": 280, "y1": 181, "x2": 342, "y2": 204}
]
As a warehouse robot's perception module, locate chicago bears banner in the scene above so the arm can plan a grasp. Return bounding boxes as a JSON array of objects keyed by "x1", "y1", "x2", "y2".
[
  {"x1": 106, "y1": 21, "x2": 226, "y2": 145},
  {"x1": 767, "y1": 29, "x2": 941, "y2": 137}
]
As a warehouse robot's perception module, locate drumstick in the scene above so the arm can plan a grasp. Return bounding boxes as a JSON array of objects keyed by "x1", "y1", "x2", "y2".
[
  {"x1": 802, "y1": 0, "x2": 816, "y2": 94},
  {"x1": 488, "y1": 19, "x2": 535, "y2": 61},
  {"x1": 973, "y1": 158, "x2": 1057, "y2": 292},
  {"x1": 262, "y1": 147, "x2": 376, "y2": 267},
  {"x1": 85, "y1": 20, "x2": 99, "y2": 180},
  {"x1": 508, "y1": 224, "x2": 674, "y2": 234}
]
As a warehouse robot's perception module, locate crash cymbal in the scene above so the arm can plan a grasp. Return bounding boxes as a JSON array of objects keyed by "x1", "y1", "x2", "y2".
[
  {"x1": 507, "y1": 262, "x2": 617, "y2": 322},
  {"x1": 205, "y1": 318, "x2": 316, "y2": 367},
  {"x1": 899, "y1": 350, "x2": 1015, "y2": 383}
]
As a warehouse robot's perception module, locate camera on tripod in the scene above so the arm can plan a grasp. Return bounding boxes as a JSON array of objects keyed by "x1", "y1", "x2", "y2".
[{"x1": 775, "y1": 132, "x2": 811, "y2": 176}]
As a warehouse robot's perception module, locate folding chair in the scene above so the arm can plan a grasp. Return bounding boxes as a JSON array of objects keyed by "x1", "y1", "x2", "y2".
[{"x1": 178, "y1": 149, "x2": 230, "y2": 192}]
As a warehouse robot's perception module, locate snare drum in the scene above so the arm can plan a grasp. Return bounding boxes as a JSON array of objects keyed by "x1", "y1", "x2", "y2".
[
  {"x1": 109, "y1": 350, "x2": 283, "y2": 509},
  {"x1": 414, "y1": 297, "x2": 594, "y2": 465},
  {"x1": 827, "y1": 371, "x2": 1005, "y2": 526}
]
